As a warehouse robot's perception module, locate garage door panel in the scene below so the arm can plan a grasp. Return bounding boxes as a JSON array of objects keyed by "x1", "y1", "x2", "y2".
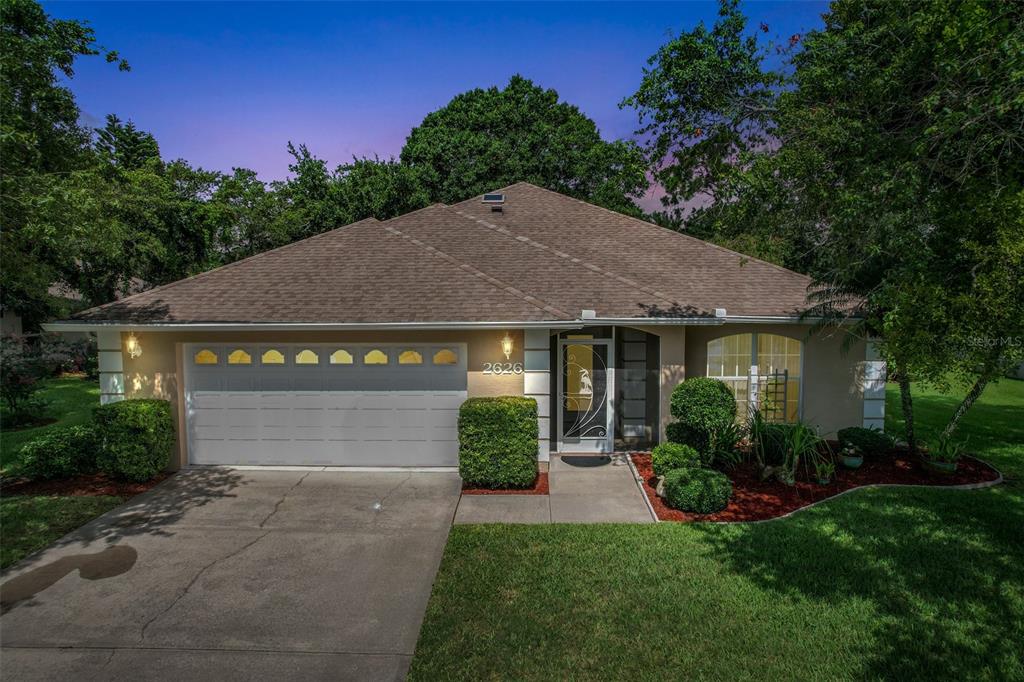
[{"x1": 186, "y1": 343, "x2": 466, "y2": 467}]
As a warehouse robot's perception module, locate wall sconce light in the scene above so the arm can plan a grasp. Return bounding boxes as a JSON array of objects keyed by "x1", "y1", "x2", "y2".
[
  {"x1": 501, "y1": 332, "x2": 514, "y2": 360},
  {"x1": 126, "y1": 332, "x2": 142, "y2": 359}
]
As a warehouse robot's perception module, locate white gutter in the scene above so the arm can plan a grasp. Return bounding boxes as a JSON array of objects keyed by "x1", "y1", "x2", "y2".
[{"x1": 43, "y1": 315, "x2": 839, "y2": 333}]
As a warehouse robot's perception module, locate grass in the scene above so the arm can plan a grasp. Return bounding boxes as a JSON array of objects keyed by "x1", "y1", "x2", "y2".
[
  {"x1": 0, "y1": 375, "x2": 99, "y2": 473},
  {"x1": 0, "y1": 495, "x2": 124, "y2": 569},
  {"x1": 409, "y1": 379, "x2": 1024, "y2": 681},
  {"x1": 0, "y1": 376, "x2": 119, "y2": 571}
]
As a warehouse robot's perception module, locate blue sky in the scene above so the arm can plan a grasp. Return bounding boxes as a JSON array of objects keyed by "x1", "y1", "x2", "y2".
[{"x1": 46, "y1": 1, "x2": 826, "y2": 204}]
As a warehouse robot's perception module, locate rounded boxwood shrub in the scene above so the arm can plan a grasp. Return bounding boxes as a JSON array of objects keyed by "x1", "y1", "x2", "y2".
[
  {"x1": 662, "y1": 467, "x2": 732, "y2": 514},
  {"x1": 94, "y1": 399, "x2": 175, "y2": 482},
  {"x1": 838, "y1": 427, "x2": 893, "y2": 457},
  {"x1": 458, "y1": 397, "x2": 538, "y2": 489},
  {"x1": 19, "y1": 424, "x2": 99, "y2": 480},
  {"x1": 651, "y1": 442, "x2": 702, "y2": 477},
  {"x1": 669, "y1": 377, "x2": 737, "y2": 436},
  {"x1": 665, "y1": 422, "x2": 711, "y2": 462}
]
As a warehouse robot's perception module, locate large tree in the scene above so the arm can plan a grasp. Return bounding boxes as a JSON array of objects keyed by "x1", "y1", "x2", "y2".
[
  {"x1": 401, "y1": 75, "x2": 648, "y2": 215},
  {"x1": 0, "y1": 0, "x2": 127, "y2": 325},
  {"x1": 625, "y1": 0, "x2": 1024, "y2": 444}
]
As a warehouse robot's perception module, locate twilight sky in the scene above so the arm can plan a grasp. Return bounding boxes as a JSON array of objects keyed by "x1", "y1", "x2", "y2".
[{"x1": 45, "y1": 1, "x2": 826, "y2": 209}]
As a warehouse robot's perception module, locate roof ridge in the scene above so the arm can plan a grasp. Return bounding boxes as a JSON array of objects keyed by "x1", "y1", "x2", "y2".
[
  {"x1": 513, "y1": 182, "x2": 813, "y2": 284},
  {"x1": 449, "y1": 206, "x2": 687, "y2": 310},
  {"x1": 74, "y1": 217, "x2": 381, "y2": 317},
  {"x1": 380, "y1": 219, "x2": 573, "y2": 320}
]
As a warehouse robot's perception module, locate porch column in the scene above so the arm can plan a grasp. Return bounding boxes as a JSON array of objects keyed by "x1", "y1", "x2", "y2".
[
  {"x1": 524, "y1": 328, "x2": 551, "y2": 462},
  {"x1": 97, "y1": 329, "x2": 125, "y2": 405},
  {"x1": 862, "y1": 341, "x2": 886, "y2": 430}
]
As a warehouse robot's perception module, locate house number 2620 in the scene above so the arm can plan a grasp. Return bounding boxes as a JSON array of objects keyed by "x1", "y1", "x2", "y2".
[{"x1": 483, "y1": 362, "x2": 524, "y2": 375}]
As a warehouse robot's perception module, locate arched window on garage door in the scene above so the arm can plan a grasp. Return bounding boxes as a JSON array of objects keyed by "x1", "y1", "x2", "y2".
[{"x1": 707, "y1": 333, "x2": 802, "y2": 422}]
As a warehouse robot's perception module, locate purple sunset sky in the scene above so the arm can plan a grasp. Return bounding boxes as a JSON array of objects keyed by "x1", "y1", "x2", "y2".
[{"x1": 45, "y1": 1, "x2": 827, "y2": 212}]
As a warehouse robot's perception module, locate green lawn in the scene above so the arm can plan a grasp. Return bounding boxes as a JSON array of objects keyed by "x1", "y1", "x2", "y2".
[
  {"x1": 0, "y1": 375, "x2": 99, "y2": 473},
  {"x1": 409, "y1": 379, "x2": 1024, "y2": 681},
  {"x1": 0, "y1": 495, "x2": 124, "y2": 569},
  {"x1": 1, "y1": 376, "x2": 118, "y2": 571}
]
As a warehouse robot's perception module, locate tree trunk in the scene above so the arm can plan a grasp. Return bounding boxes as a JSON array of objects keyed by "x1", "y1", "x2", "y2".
[
  {"x1": 941, "y1": 375, "x2": 991, "y2": 440},
  {"x1": 896, "y1": 371, "x2": 917, "y2": 455}
]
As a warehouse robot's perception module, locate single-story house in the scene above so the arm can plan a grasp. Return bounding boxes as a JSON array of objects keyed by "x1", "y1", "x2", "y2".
[{"x1": 46, "y1": 182, "x2": 885, "y2": 471}]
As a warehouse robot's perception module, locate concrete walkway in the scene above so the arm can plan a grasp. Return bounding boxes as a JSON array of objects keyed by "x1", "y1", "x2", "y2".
[{"x1": 454, "y1": 454, "x2": 655, "y2": 524}]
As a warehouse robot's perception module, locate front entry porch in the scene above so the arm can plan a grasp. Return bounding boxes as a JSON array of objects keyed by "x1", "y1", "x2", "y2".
[{"x1": 549, "y1": 326, "x2": 662, "y2": 455}]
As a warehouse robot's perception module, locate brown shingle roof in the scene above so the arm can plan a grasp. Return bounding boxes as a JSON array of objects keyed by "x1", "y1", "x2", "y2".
[{"x1": 71, "y1": 183, "x2": 813, "y2": 324}]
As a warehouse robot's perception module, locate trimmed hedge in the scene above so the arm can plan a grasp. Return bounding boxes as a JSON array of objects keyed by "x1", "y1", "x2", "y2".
[
  {"x1": 19, "y1": 424, "x2": 99, "y2": 480},
  {"x1": 838, "y1": 427, "x2": 894, "y2": 457},
  {"x1": 94, "y1": 399, "x2": 175, "y2": 482},
  {"x1": 458, "y1": 397, "x2": 538, "y2": 489},
  {"x1": 665, "y1": 422, "x2": 711, "y2": 461},
  {"x1": 669, "y1": 377, "x2": 737, "y2": 436},
  {"x1": 663, "y1": 467, "x2": 732, "y2": 514},
  {"x1": 651, "y1": 442, "x2": 702, "y2": 477}
]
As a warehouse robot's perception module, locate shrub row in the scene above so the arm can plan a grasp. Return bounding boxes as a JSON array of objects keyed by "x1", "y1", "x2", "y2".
[
  {"x1": 458, "y1": 397, "x2": 538, "y2": 489},
  {"x1": 19, "y1": 399, "x2": 174, "y2": 483}
]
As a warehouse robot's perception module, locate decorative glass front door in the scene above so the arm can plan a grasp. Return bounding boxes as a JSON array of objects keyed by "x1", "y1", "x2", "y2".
[{"x1": 558, "y1": 340, "x2": 613, "y2": 452}]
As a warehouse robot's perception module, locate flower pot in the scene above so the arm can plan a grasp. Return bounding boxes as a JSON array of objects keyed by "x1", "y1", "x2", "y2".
[
  {"x1": 841, "y1": 455, "x2": 863, "y2": 469},
  {"x1": 925, "y1": 460, "x2": 958, "y2": 475}
]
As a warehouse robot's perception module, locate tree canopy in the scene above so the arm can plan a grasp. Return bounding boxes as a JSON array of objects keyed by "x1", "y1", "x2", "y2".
[
  {"x1": 402, "y1": 75, "x2": 648, "y2": 215},
  {"x1": 624, "y1": 0, "x2": 1024, "y2": 442}
]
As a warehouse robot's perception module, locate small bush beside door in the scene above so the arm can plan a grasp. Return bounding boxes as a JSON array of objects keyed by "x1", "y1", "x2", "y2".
[{"x1": 458, "y1": 397, "x2": 538, "y2": 489}]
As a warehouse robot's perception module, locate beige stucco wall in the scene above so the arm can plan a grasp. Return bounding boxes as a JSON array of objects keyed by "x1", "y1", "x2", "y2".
[
  {"x1": 121, "y1": 329, "x2": 524, "y2": 469},
  {"x1": 684, "y1": 324, "x2": 866, "y2": 437}
]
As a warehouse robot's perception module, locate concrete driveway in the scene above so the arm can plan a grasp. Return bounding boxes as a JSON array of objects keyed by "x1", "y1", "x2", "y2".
[{"x1": 0, "y1": 468, "x2": 461, "y2": 681}]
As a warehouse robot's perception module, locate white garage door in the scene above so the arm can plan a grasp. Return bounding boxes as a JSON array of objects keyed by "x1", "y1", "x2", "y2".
[{"x1": 184, "y1": 343, "x2": 467, "y2": 467}]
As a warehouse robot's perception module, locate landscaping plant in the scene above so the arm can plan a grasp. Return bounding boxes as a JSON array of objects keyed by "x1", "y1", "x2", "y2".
[
  {"x1": 94, "y1": 399, "x2": 174, "y2": 482},
  {"x1": 0, "y1": 336, "x2": 50, "y2": 427},
  {"x1": 17, "y1": 424, "x2": 99, "y2": 480},
  {"x1": 457, "y1": 397, "x2": 538, "y2": 488},
  {"x1": 669, "y1": 377, "x2": 737, "y2": 434},
  {"x1": 651, "y1": 442, "x2": 703, "y2": 477},
  {"x1": 837, "y1": 427, "x2": 894, "y2": 457},
  {"x1": 662, "y1": 467, "x2": 732, "y2": 514},
  {"x1": 665, "y1": 421, "x2": 710, "y2": 455}
]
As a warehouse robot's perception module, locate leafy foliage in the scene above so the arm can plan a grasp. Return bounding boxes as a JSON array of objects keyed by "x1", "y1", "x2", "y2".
[
  {"x1": 665, "y1": 421, "x2": 710, "y2": 455},
  {"x1": 651, "y1": 442, "x2": 703, "y2": 477},
  {"x1": 403, "y1": 75, "x2": 648, "y2": 214},
  {"x1": 93, "y1": 399, "x2": 174, "y2": 482},
  {"x1": 837, "y1": 427, "x2": 893, "y2": 458},
  {"x1": 18, "y1": 423, "x2": 98, "y2": 479},
  {"x1": 669, "y1": 377, "x2": 737, "y2": 435},
  {"x1": 457, "y1": 397, "x2": 538, "y2": 489},
  {"x1": 662, "y1": 467, "x2": 732, "y2": 513},
  {"x1": 0, "y1": 336, "x2": 51, "y2": 426}
]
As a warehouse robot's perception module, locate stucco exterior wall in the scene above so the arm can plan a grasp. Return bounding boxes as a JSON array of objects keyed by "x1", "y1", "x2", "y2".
[
  {"x1": 120, "y1": 329, "x2": 524, "y2": 469},
  {"x1": 683, "y1": 324, "x2": 866, "y2": 437}
]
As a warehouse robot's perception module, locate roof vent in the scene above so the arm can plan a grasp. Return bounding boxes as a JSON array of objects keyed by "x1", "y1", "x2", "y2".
[
  {"x1": 581, "y1": 309, "x2": 597, "y2": 320},
  {"x1": 714, "y1": 308, "x2": 727, "y2": 318},
  {"x1": 482, "y1": 193, "x2": 505, "y2": 213}
]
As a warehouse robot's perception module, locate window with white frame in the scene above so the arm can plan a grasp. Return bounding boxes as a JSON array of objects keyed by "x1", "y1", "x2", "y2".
[{"x1": 707, "y1": 333, "x2": 802, "y2": 422}]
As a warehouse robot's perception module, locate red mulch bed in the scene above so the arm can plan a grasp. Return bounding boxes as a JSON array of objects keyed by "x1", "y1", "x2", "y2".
[
  {"x1": 0, "y1": 472, "x2": 171, "y2": 498},
  {"x1": 462, "y1": 472, "x2": 549, "y2": 495},
  {"x1": 630, "y1": 450, "x2": 1000, "y2": 523}
]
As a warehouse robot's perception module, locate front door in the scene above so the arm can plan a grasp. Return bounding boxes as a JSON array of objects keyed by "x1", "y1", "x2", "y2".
[{"x1": 558, "y1": 339, "x2": 613, "y2": 453}]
